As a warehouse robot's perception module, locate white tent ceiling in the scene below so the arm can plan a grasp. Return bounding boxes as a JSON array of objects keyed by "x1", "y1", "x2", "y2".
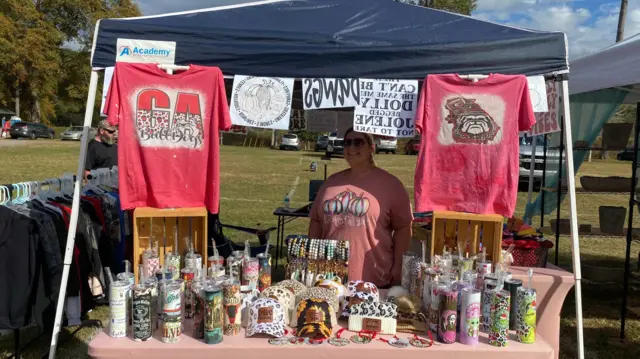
[{"x1": 569, "y1": 32, "x2": 640, "y2": 104}]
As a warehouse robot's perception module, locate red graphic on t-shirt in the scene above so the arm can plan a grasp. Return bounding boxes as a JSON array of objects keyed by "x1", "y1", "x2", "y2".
[
  {"x1": 136, "y1": 89, "x2": 204, "y2": 148},
  {"x1": 445, "y1": 97, "x2": 500, "y2": 144}
]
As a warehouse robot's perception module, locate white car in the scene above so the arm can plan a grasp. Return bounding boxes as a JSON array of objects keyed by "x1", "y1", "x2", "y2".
[
  {"x1": 280, "y1": 133, "x2": 300, "y2": 151},
  {"x1": 375, "y1": 136, "x2": 397, "y2": 154},
  {"x1": 519, "y1": 135, "x2": 561, "y2": 186}
]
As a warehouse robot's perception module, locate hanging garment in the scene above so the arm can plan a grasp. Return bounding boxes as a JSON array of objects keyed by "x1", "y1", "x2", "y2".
[
  {"x1": 414, "y1": 74, "x2": 536, "y2": 217},
  {"x1": 104, "y1": 63, "x2": 232, "y2": 212},
  {"x1": 0, "y1": 207, "x2": 44, "y2": 329}
]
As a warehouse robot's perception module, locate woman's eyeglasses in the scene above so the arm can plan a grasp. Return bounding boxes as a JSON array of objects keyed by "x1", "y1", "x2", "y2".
[{"x1": 344, "y1": 139, "x2": 366, "y2": 148}]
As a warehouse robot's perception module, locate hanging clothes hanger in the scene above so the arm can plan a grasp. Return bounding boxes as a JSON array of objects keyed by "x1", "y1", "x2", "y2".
[
  {"x1": 157, "y1": 64, "x2": 190, "y2": 75},
  {"x1": 18, "y1": 182, "x2": 30, "y2": 204},
  {"x1": 84, "y1": 170, "x2": 106, "y2": 195},
  {"x1": 39, "y1": 179, "x2": 64, "y2": 215},
  {"x1": 0, "y1": 185, "x2": 7, "y2": 205},
  {"x1": 9, "y1": 184, "x2": 20, "y2": 206},
  {"x1": 458, "y1": 74, "x2": 488, "y2": 83}
]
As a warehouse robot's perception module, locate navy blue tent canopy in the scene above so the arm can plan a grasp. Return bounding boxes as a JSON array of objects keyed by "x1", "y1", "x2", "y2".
[{"x1": 91, "y1": 0, "x2": 568, "y2": 79}]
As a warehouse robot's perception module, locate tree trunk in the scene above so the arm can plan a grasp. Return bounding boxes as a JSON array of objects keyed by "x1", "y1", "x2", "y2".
[
  {"x1": 14, "y1": 88, "x2": 20, "y2": 118},
  {"x1": 31, "y1": 90, "x2": 42, "y2": 123},
  {"x1": 617, "y1": 0, "x2": 628, "y2": 42}
]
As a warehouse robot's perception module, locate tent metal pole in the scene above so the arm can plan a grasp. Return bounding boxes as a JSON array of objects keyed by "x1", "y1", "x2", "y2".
[
  {"x1": 560, "y1": 79, "x2": 585, "y2": 359},
  {"x1": 555, "y1": 116, "x2": 565, "y2": 265},
  {"x1": 620, "y1": 100, "x2": 640, "y2": 341},
  {"x1": 48, "y1": 70, "x2": 100, "y2": 359},
  {"x1": 526, "y1": 134, "x2": 538, "y2": 224},
  {"x1": 541, "y1": 134, "x2": 548, "y2": 228}
]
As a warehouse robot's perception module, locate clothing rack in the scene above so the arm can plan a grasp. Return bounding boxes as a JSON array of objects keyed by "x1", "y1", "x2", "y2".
[{"x1": 1, "y1": 169, "x2": 116, "y2": 358}]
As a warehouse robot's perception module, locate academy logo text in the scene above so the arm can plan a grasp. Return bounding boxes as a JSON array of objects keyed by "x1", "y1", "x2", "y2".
[{"x1": 118, "y1": 46, "x2": 172, "y2": 58}]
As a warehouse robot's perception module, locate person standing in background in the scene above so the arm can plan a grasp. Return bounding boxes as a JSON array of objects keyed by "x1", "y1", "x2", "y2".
[{"x1": 85, "y1": 119, "x2": 118, "y2": 178}]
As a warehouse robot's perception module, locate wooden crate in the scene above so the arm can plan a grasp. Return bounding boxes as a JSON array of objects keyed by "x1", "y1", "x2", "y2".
[
  {"x1": 132, "y1": 207, "x2": 208, "y2": 284},
  {"x1": 411, "y1": 222, "x2": 432, "y2": 262},
  {"x1": 428, "y1": 211, "x2": 503, "y2": 263}
]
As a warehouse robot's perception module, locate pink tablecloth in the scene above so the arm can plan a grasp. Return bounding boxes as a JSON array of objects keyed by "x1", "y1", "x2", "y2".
[
  {"x1": 510, "y1": 265, "x2": 575, "y2": 359},
  {"x1": 88, "y1": 265, "x2": 572, "y2": 359},
  {"x1": 88, "y1": 327, "x2": 553, "y2": 359}
]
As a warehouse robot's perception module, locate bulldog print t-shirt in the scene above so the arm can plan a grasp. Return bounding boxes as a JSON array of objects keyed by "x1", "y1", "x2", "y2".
[
  {"x1": 104, "y1": 63, "x2": 231, "y2": 212},
  {"x1": 310, "y1": 168, "x2": 413, "y2": 287},
  {"x1": 414, "y1": 74, "x2": 536, "y2": 217}
]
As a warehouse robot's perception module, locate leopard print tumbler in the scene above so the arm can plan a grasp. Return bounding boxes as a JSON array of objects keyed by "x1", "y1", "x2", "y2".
[{"x1": 488, "y1": 290, "x2": 511, "y2": 347}]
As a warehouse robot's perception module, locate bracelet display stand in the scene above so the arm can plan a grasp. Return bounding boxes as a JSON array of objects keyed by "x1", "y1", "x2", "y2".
[{"x1": 132, "y1": 207, "x2": 208, "y2": 283}]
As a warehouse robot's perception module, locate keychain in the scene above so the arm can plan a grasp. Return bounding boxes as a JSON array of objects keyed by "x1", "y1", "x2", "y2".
[
  {"x1": 380, "y1": 336, "x2": 410, "y2": 348},
  {"x1": 409, "y1": 332, "x2": 433, "y2": 348},
  {"x1": 350, "y1": 330, "x2": 376, "y2": 344},
  {"x1": 268, "y1": 337, "x2": 290, "y2": 346},
  {"x1": 328, "y1": 328, "x2": 351, "y2": 347},
  {"x1": 306, "y1": 337, "x2": 325, "y2": 346}
]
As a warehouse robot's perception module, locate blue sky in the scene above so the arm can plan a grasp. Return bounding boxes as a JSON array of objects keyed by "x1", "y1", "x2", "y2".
[{"x1": 133, "y1": 0, "x2": 640, "y2": 58}]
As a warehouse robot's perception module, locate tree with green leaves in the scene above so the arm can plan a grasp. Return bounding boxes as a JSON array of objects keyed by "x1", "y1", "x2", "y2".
[
  {"x1": 396, "y1": 0, "x2": 477, "y2": 15},
  {"x1": 0, "y1": 1, "x2": 140, "y2": 124}
]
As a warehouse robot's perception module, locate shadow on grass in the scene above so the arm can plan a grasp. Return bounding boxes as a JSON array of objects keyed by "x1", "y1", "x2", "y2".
[
  {"x1": 554, "y1": 246, "x2": 640, "y2": 274},
  {"x1": 551, "y1": 248, "x2": 640, "y2": 358},
  {"x1": 0, "y1": 319, "x2": 103, "y2": 359},
  {"x1": 558, "y1": 304, "x2": 640, "y2": 359}
]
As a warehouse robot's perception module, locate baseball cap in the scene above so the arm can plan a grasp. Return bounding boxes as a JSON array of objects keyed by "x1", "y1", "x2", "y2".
[
  {"x1": 348, "y1": 301, "x2": 398, "y2": 335},
  {"x1": 295, "y1": 298, "x2": 333, "y2": 339},
  {"x1": 97, "y1": 119, "x2": 116, "y2": 131},
  {"x1": 246, "y1": 298, "x2": 286, "y2": 338},
  {"x1": 314, "y1": 278, "x2": 348, "y2": 309},
  {"x1": 261, "y1": 286, "x2": 295, "y2": 324},
  {"x1": 275, "y1": 279, "x2": 306, "y2": 296},
  {"x1": 341, "y1": 291, "x2": 376, "y2": 318},
  {"x1": 296, "y1": 287, "x2": 339, "y2": 316},
  {"x1": 347, "y1": 280, "x2": 380, "y2": 302}
]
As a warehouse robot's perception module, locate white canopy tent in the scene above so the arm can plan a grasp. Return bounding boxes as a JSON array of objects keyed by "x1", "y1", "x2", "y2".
[
  {"x1": 568, "y1": 32, "x2": 640, "y2": 342},
  {"x1": 46, "y1": 1, "x2": 585, "y2": 358},
  {"x1": 570, "y1": 32, "x2": 640, "y2": 102}
]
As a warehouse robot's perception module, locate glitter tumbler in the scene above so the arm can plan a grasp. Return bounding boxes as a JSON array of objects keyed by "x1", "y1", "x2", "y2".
[
  {"x1": 460, "y1": 287, "x2": 481, "y2": 345},
  {"x1": 488, "y1": 290, "x2": 511, "y2": 348},
  {"x1": 161, "y1": 281, "x2": 182, "y2": 343},
  {"x1": 438, "y1": 289, "x2": 458, "y2": 344},
  {"x1": 223, "y1": 280, "x2": 242, "y2": 336},
  {"x1": 504, "y1": 278, "x2": 523, "y2": 330},
  {"x1": 516, "y1": 287, "x2": 537, "y2": 344},
  {"x1": 204, "y1": 284, "x2": 224, "y2": 344},
  {"x1": 108, "y1": 280, "x2": 129, "y2": 338},
  {"x1": 242, "y1": 257, "x2": 259, "y2": 291},
  {"x1": 257, "y1": 253, "x2": 272, "y2": 292}
]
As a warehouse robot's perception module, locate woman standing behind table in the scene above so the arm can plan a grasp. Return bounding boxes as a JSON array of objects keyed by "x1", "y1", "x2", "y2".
[{"x1": 309, "y1": 128, "x2": 413, "y2": 288}]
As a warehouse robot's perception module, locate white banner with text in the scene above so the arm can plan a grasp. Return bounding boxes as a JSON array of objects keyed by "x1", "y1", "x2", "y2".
[{"x1": 352, "y1": 79, "x2": 418, "y2": 138}]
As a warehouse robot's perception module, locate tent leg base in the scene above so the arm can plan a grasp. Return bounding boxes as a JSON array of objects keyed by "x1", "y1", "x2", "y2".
[{"x1": 608, "y1": 337, "x2": 634, "y2": 347}]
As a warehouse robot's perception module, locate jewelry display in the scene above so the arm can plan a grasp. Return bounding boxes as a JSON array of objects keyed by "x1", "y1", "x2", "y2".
[{"x1": 285, "y1": 256, "x2": 349, "y2": 285}]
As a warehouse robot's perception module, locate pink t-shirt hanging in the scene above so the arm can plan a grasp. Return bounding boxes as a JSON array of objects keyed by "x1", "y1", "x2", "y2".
[
  {"x1": 105, "y1": 63, "x2": 231, "y2": 212},
  {"x1": 414, "y1": 74, "x2": 536, "y2": 217}
]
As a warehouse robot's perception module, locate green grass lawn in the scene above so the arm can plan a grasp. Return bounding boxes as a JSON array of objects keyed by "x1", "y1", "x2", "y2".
[{"x1": 0, "y1": 140, "x2": 638, "y2": 358}]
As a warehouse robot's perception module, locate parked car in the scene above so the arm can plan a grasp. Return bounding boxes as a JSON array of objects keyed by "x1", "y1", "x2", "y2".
[
  {"x1": 326, "y1": 137, "x2": 344, "y2": 157},
  {"x1": 280, "y1": 133, "x2": 301, "y2": 150},
  {"x1": 375, "y1": 135, "x2": 397, "y2": 154},
  {"x1": 519, "y1": 134, "x2": 562, "y2": 186},
  {"x1": 9, "y1": 122, "x2": 55, "y2": 139},
  {"x1": 315, "y1": 135, "x2": 329, "y2": 151},
  {"x1": 617, "y1": 148, "x2": 636, "y2": 161},
  {"x1": 61, "y1": 126, "x2": 97, "y2": 141},
  {"x1": 405, "y1": 136, "x2": 421, "y2": 155}
]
